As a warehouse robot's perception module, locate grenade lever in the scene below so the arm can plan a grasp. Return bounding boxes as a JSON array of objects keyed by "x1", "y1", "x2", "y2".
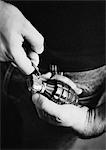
[{"x1": 27, "y1": 67, "x2": 44, "y2": 93}]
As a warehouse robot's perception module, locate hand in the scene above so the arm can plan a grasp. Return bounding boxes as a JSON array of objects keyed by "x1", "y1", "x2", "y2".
[
  {"x1": 32, "y1": 74, "x2": 88, "y2": 133},
  {"x1": 0, "y1": 1, "x2": 44, "y2": 75}
]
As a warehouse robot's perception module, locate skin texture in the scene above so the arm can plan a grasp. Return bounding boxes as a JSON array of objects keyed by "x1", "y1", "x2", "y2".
[
  {"x1": 32, "y1": 66, "x2": 106, "y2": 138},
  {"x1": 0, "y1": 1, "x2": 44, "y2": 75},
  {"x1": 64, "y1": 65, "x2": 106, "y2": 96}
]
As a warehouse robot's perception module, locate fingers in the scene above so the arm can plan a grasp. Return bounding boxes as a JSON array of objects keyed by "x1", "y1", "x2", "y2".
[
  {"x1": 41, "y1": 72, "x2": 52, "y2": 79},
  {"x1": 9, "y1": 33, "x2": 35, "y2": 75},
  {"x1": 32, "y1": 93, "x2": 61, "y2": 117},
  {"x1": 52, "y1": 75, "x2": 82, "y2": 95},
  {"x1": 23, "y1": 20, "x2": 44, "y2": 54},
  {"x1": 29, "y1": 52, "x2": 39, "y2": 67},
  {"x1": 0, "y1": 2, "x2": 43, "y2": 72},
  {"x1": 38, "y1": 72, "x2": 52, "y2": 82}
]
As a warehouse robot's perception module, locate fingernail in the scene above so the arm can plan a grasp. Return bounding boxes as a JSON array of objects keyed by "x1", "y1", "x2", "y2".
[{"x1": 76, "y1": 88, "x2": 82, "y2": 95}]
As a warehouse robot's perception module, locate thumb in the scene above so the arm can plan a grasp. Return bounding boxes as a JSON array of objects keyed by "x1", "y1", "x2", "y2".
[
  {"x1": 29, "y1": 52, "x2": 39, "y2": 67},
  {"x1": 32, "y1": 93, "x2": 61, "y2": 117}
]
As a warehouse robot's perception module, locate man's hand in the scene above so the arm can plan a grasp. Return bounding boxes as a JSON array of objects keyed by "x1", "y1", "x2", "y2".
[
  {"x1": 0, "y1": 1, "x2": 44, "y2": 74},
  {"x1": 32, "y1": 74, "x2": 105, "y2": 138},
  {"x1": 33, "y1": 94, "x2": 88, "y2": 130},
  {"x1": 32, "y1": 74, "x2": 88, "y2": 132}
]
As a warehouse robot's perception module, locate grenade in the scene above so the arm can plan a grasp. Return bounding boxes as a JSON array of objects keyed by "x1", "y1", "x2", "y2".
[{"x1": 27, "y1": 71, "x2": 79, "y2": 105}]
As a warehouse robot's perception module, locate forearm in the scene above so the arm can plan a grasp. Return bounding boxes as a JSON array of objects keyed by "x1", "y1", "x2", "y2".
[
  {"x1": 78, "y1": 92, "x2": 106, "y2": 138},
  {"x1": 64, "y1": 65, "x2": 106, "y2": 137},
  {"x1": 65, "y1": 65, "x2": 106, "y2": 96}
]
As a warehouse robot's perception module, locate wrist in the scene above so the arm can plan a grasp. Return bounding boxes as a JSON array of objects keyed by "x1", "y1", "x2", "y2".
[
  {"x1": 71, "y1": 106, "x2": 88, "y2": 133},
  {"x1": 75, "y1": 105, "x2": 105, "y2": 138}
]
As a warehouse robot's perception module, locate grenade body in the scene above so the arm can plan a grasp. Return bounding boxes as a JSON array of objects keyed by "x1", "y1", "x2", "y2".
[{"x1": 27, "y1": 74, "x2": 79, "y2": 105}]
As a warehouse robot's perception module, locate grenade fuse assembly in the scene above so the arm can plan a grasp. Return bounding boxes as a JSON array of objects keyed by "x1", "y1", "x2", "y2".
[{"x1": 27, "y1": 70, "x2": 79, "y2": 105}]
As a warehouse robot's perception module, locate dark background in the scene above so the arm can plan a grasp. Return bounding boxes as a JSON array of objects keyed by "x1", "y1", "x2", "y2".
[{"x1": 6, "y1": 1, "x2": 105, "y2": 71}]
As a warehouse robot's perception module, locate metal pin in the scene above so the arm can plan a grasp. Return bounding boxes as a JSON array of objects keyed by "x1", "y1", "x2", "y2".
[{"x1": 31, "y1": 60, "x2": 41, "y2": 77}]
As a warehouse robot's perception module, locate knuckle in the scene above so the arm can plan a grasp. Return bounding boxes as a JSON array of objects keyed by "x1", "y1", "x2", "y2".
[{"x1": 10, "y1": 4, "x2": 23, "y2": 17}]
